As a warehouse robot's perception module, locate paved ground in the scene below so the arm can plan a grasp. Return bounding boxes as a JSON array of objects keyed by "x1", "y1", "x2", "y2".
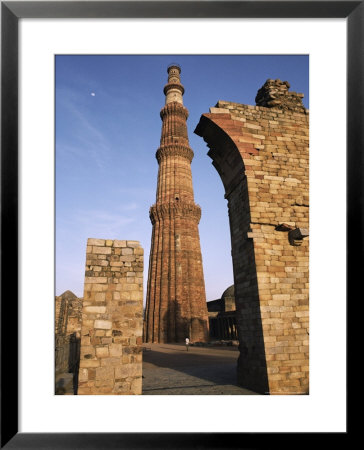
[{"x1": 142, "y1": 343, "x2": 258, "y2": 395}]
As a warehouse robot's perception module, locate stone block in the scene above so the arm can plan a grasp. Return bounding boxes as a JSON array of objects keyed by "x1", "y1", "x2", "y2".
[
  {"x1": 113, "y1": 240, "x2": 127, "y2": 247},
  {"x1": 81, "y1": 345, "x2": 95, "y2": 356},
  {"x1": 96, "y1": 346, "x2": 109, "y2": 358},
  {"x1": 93, "y1": 246, "x2": 111, "y2": 255},
  {"x1": 84, "y1": 306, "x2": 106, "y2": 314},
  {"x1": 95, "y1": 293, "x2": 106, "y2": 302},
  {"x1": 100, "y1": 357, "x2": 122, "y2": 367},
  {"x1": 95, "y1": 366, "x2": 114, "y2": 380},
  {"x1": 126, "y1": 240, "x2": 140, "y2": 248},
  {"x1": 119, "y1": 255, "x2": 136, "y2": 262},
  {"x1": 115, "y1": 364, "x2": 140, "y2": 379},
  {"x1": 88, "y1": 238, "x2": 105, "y2": 246},
  {"x1": 95, "y1": 330, "x2": 105, "y2": 337},
  {"x1": 80, "y1": 359, "x2": 100, "y2": 368},
  {"x1": 85, "y1": 277, "x2": 107, "y2": 284},
  {"x1": 109, "y1": 344, "x2": 123, "y2": 357},
  {"x1": 94, "y1": 320, "x2": 112, "y2": 330},
  {"x1": 130, "y1": 377, "x2": 142, "y2": 394}
]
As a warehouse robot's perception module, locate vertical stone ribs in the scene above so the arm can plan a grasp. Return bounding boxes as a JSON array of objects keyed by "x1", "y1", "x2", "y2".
[{"x1": 145, "y1": 65, "x2": 209, "y2": 343}]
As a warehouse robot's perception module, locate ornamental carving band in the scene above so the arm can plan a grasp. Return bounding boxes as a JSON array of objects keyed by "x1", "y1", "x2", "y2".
[
  {"x1": 163, "y1": 83, "x2": 185, "y2": 96},
  {"x1": 160, "y1": 102, "x2": 189, "y2": 120},
  {"x1": 156, "y1": 145, "x2": 194, "y2": 163},
  {"x1": 149, "y1": 201, "x2": 202, "y2": 224}
]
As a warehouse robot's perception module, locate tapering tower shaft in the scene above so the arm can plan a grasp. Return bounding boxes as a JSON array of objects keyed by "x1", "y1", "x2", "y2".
[{"x1": 145, "y1": 65, "x2": 209, "y2": 343}]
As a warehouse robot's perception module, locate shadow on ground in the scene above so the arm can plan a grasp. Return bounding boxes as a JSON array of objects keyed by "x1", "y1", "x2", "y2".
[{"x1": 142, "y1": 344, "x2": 258, "y2": 395}]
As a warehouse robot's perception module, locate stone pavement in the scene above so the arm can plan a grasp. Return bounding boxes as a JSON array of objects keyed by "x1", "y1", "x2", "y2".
[{"x1": 142, "y1": 343, "x2": 258, "y2": 395}]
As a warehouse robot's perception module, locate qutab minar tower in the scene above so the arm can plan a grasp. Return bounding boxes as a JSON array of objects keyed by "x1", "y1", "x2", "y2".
[{"x1": 145, "y1": 64, "x2": 209, "y2": 343}]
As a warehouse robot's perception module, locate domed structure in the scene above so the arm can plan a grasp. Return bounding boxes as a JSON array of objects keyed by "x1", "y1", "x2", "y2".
[
  {"x1": 221, "y1": 285, "x2": 234, "y2": 299},
  {"x1": 206, "y1": 285, "x2": 237, "y2": 341},
  {"x1": 221, "y1": 285, "x2": 235, "y2": 312}
]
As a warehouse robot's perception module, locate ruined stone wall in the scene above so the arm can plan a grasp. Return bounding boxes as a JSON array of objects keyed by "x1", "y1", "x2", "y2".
[
  {"x1": 55, "y1": 290, "x2": 82, "y2": 337},
  {"x1": 55, "y1": 291, "x2": 82, "y2": 393},
  {"x1": 195, "y1": 84, "x2": 309, "y2": 394},
  {"x1": 78, "y1": 239, "x2": 144, "y2": 395}
]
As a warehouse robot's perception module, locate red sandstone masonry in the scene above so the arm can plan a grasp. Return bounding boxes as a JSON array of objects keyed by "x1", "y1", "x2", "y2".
[
  {"x1": 145, "y1": 65, "x2": 209, "y2": 343},
  {"x1": 78, "y1": 239, "x2": 143, "y2": 395},
  {"x1": 195, "y1": 89, "x2": 309, "y2": 394}
]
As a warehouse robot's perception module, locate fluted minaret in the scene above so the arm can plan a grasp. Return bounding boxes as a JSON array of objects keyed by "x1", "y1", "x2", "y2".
[{"x1": 145, "y1": 65, "x2": 209, "y2": 343}]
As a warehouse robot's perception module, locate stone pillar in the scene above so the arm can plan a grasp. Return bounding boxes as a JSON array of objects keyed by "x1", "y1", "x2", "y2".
[
  {"x1": 218, "y1": 317, "x2": 223, "y2": 340},
  {"x1": 78, "y1": 239, "x2": 144, "y2": 395},
  {"x1": 228, "y1": 317, "x2": 233, "y2": 339}
]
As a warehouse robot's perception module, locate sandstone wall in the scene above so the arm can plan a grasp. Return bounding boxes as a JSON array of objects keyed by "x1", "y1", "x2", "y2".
[
  {"x1": 195, "y1": 87, "x2": 309, "y2": 394},
  {"x1": 78, "y1": 239, "x2": 144, "y2": 395}
]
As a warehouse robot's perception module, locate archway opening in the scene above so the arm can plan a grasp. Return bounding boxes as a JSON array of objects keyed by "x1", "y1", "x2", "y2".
[{"x1": 195, "y1": 114, "x2": 269, "y2": 394}]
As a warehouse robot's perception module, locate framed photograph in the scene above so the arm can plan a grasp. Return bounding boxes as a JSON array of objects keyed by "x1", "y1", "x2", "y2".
[{"x1": 1, "y1": 1, "x2": 358, "y2": 447}]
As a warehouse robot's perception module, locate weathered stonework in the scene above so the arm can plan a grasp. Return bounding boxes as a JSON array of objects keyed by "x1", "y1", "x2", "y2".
[
  {"x1": 55, "y1": 290, "x2": 82, "y2": 338},
  {"x1": 255, "y1": 79, "x2": 306, "y2": 114},
  {"x1": 195, "y1": 82, "x2": 309, "y2": 394},
  {"x1": 55, "y1": 290, "x2": 82, "y2": 394},
  {"x1": 145, "y1": 65, "x2": 209, "y2": 343},
  {"x1": 78, "y1": 239, "x2": 144, "y2": 395}
]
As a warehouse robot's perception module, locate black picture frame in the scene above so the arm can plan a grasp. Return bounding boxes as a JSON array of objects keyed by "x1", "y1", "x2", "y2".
[{"x1": 1, "y1": 1, "x2": 358, "y2": 448}]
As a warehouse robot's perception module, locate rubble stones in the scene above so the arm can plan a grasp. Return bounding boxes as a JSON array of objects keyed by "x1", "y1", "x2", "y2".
[{"x1": 255, "y1": 79, "x2": 307, "y2": 114}]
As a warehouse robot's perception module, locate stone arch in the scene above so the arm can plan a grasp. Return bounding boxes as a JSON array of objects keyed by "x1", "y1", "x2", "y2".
[
  {"x1": 195, "y1": 99, "x2": 309, "y2": 395},
  {"x1": 195, "y1": 113, "x2": 269, "y2": 394}
]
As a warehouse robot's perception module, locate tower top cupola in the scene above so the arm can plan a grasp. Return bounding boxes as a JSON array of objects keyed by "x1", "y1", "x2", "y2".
[{"x1": 164, "y1": 63, "x2": 185, "y2": 105}]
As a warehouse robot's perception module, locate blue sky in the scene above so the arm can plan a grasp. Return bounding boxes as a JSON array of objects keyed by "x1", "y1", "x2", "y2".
[{"x1": 56, "y1": 55, "x2": 309, "y2": 303}]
